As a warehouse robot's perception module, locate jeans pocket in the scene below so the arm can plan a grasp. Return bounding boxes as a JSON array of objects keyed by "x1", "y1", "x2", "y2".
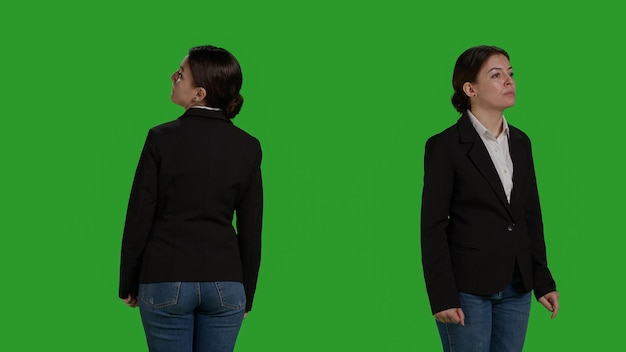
[
  {"x1": 214, "y1": 282, "x2": 246, "y2": 310},
  {"x1": 139, "y1": 282, "x2": 181, "y2": 309}
]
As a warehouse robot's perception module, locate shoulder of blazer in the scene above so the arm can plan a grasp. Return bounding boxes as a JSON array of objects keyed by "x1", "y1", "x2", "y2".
[
  {"x1": 146, "y1": 108, "x2": 261, "y2": 152},
  {"x1": 181, "y1": 108, "x2": 262, "y2": 149},
  {"x1": 425, "y1": 115, "x2": 466, "y2": 146}
]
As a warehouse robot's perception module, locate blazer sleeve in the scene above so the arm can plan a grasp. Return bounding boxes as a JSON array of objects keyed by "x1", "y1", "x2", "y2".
[
  {"x1": 420, "y1": 135, "x2": 461, "y2": 314},
  {"x1": 236, "y1": 149, "x2": 263, "y2": 312},
  {"x1": 119, "y1": 130, "x2": 159, "y2": 299},
  {"x1": 523, "y1": 139, "x2": 557, "y2": 299}
]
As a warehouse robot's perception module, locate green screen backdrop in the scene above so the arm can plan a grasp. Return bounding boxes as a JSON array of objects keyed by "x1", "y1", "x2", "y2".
[{"x1": 1, "y1": 0, "x2": 622, "y2": 350}]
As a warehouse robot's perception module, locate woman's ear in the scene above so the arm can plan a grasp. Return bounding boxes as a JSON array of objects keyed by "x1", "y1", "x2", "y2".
[
  {"x1": 194, "y1": 87, "x2": 207, "y2": 102},
  {"x1": 462, "y1": 82, "x2": 476, "y2": 98}
]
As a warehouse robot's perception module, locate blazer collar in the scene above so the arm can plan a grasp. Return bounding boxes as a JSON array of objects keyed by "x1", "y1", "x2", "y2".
[
  {"x1": 179, "y1": 107, "x2": 232, "y2": 124},
  {"x1": 457, "y1": 113, "x2": 513, "y2": 213},
  {"x1": 458, "y1": 112, "x2": 485, "y2": 143}
]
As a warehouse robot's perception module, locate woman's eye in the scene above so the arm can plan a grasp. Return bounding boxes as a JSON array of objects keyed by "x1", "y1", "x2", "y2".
[{"x1": 492, "y1": 73, "x2": 500, "y2": 78}]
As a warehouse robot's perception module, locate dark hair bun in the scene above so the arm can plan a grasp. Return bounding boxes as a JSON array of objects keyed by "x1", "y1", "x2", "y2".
[
  {"x1": 225, "y1": 93, "x2": 244, "y2": 119},
  {"x1": 451, "y1": 92, "x2": 468, "y2": 113}
]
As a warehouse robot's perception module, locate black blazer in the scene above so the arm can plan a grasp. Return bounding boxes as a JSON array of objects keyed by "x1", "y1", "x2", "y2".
[
  {"x1": 420, "y1": 113, "x2": 556, "y2": 314},
  {"x1": 119, "y1": 108, "x2": 263, "y2": 312}
]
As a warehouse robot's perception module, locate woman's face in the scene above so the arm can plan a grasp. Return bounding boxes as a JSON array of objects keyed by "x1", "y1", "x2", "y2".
[
  {"x1": 468, "y1": 54, "x2": 516, "y2": 113},
  {"x1": 170, "y1": 56, "x2": 200, "y2": 109}
]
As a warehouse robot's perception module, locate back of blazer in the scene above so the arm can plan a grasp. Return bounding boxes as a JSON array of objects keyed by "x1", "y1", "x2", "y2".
[{"x1": 120, "y1": 107, "x2": 263, "y2": 311}]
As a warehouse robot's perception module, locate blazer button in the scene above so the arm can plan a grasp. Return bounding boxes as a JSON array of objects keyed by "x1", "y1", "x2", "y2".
[{"x1": 507, "y1": 223, "x2": 516, "y2": 232}]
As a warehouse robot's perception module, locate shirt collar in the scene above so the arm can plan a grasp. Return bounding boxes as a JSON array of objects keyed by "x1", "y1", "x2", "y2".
[
  {"x1": 190, "y1": 105, "x2": 222, "y2": 111},
  {"x1": 467, "y1": 110, "x2": 510, "y2": 139}
]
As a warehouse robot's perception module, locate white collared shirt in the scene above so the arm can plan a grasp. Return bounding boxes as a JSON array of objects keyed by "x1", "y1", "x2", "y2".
[
  {"x1": 190, "y1": 105, "x2": 222, "y2": 111},
  {"x1": 468, "y1": 110, "x2": 514, "y2": 203}
]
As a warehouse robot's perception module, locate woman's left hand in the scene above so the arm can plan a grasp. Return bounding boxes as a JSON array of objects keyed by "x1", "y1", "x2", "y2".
[
  {"x1": 122, "y1": 294, "x2": 138, "y2": 308},
  {"x1": 538, "y1": 291, "x2": 560, "y2": 319}
]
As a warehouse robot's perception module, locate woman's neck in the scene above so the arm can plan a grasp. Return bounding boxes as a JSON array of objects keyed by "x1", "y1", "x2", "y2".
[{"x1": 470, "y1": 107, "x2": 504, "y2": 137}]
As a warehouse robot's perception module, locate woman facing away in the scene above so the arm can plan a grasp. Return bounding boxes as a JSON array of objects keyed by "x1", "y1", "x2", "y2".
[
  {"x1": 420, "y1": 45, "x2": 559, "y2": 352},
  {"x1": 119, "y1": 45, "x2": 263, "y2": 352}
]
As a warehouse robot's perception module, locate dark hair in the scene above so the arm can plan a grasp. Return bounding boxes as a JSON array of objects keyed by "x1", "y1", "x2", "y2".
[
  {"x1": 451, "y1": 45, "x2": 510, "y2": 113},
  {"x1": 188, "y1": 45, "x2": 244, "y2": 119}
]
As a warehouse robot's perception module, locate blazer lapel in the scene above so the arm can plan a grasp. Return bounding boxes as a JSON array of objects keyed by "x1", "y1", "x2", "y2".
[
  {"x1": 507, "y1": 126, "x2": 529, "y2": 207},
  {"x1": 457, "y1": 114, "x2": 512, "y2": 215}
]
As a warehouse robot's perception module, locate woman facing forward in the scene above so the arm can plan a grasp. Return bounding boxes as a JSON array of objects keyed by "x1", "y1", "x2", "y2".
[
  {"x1": 119, "y1": 45, "x2": 263, "y2": 352},
  {"x1": 420, "y1": 45, "x2": 559, "y2": 352}
]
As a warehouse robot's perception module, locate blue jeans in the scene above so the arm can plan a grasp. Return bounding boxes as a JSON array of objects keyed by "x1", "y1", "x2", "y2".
[
  {"x1": 436, "y1": 280, "x2": 531, "y2": 352},
  {"x1": 138, "y1": 282, "x2": 246, "y2": 352}
]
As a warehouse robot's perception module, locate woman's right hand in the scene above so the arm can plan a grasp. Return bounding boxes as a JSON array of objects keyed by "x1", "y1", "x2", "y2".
[
  {"x1": 122, "y1": 294, "x2": 138, "y2": 308},
  {"x1": 434, "y1": 308, "x2": 465, "y2": 325}
]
